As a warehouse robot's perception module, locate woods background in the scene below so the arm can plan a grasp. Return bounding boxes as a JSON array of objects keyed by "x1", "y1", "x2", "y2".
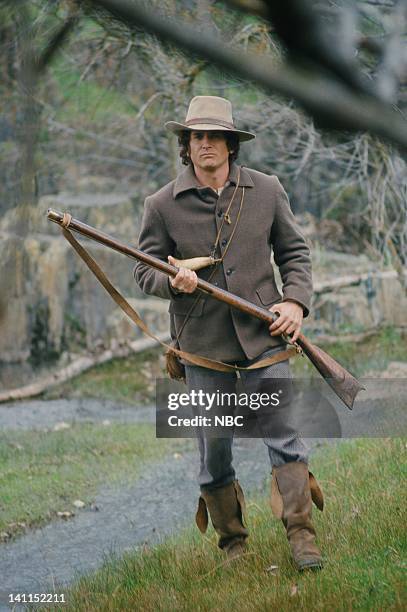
[{"x1": 0, "y1": 0, "x2": 406, "y2": 392}]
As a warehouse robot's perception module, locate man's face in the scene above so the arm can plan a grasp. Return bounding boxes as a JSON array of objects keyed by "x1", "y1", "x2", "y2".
[{"x1": 188, "y1": 130, "x2": 231, "y2": 172}]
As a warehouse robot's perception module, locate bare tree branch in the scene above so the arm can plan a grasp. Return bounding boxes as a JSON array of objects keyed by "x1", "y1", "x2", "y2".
[
  {"x1": 82, "y1": 0, "x2": 407, "y2": 150},
  {"x1": 36, "y1": 9, "x2": 79, "y2": 74}
]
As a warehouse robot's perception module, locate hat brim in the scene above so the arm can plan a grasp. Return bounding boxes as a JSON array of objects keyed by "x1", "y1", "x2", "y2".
[{"x1": 165, "y1": 121, "x2": 255, "y2": 142}]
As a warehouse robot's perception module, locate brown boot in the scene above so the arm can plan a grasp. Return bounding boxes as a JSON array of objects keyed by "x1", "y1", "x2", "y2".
[
  {"x1": 195, "y1": 480, "x2": 248, "y2": 559},
  {"x1": 271, "y1": 462, "x2": 324, "y2": 571}
]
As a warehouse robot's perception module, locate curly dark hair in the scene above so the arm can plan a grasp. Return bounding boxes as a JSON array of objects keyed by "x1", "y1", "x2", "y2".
[{"x1": 178, "y1": 130, "x2": 240, "y2": 166}]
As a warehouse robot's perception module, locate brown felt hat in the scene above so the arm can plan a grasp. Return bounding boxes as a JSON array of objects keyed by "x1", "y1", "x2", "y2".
[{"x1": 165, "y1": 95, "x2": 255, "y2": 142}]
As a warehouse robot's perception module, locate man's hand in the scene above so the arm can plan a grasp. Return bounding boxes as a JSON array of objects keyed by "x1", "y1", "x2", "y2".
[
  {"x1": 168, "y1": 256, "x2": 198, "y2": 293},
  {"x1": 268, "y1": 300, "x2": 304, "y2": 343}
]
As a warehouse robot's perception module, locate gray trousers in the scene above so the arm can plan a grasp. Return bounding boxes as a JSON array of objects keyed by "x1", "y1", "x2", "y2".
[{"x1": 185, "y1": 347, "x2": 309, "y2": 491}]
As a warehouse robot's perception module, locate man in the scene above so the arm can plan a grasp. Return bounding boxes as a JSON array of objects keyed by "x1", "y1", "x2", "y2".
[{"x1": 134, "y1": 96, "x2": 324, "y2": 570}]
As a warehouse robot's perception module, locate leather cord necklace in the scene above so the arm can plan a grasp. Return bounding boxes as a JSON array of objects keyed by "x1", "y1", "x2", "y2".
[{"x1": 173, "y1": 169, "x2": 245, "y2": 344}]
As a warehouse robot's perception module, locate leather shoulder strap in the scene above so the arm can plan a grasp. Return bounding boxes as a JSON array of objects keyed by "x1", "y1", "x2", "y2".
[{"x1": 62, "y1": 228, "x2": 298, "y2": 374}]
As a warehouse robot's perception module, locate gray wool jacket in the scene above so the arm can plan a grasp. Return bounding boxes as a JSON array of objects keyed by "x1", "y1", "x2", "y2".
[{"x1": 134, "y1": 162, "x2": 312, "y2": 362}]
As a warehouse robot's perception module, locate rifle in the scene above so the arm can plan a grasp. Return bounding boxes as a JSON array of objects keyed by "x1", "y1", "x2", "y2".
[{"x1": 47, "y1": 208, "x2": 364, "y2": 410}]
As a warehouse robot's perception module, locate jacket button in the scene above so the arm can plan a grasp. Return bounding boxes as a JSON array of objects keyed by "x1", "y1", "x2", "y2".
[
  {"x1": 217, "y1": 211, "x2": 223, "y2": 218},
  {"x1": 226, "y1": 268, "x2": 233, "y2": 276},
  {"x1": 221, "y1": 238, "x2": 227, "y2": 247}
]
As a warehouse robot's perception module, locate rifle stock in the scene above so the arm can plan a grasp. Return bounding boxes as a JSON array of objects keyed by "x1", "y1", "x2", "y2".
[
  {"x1": 47, "y1": 208, "x2": 364, "y2": 410},
  {"x1": 295, "y1": 335, "x2": 364, "y2": 410}
]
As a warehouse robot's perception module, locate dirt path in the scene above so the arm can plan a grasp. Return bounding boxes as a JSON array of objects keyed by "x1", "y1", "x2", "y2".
[
  {"x1": 0, "y1": 435, "x2": 277, "y2": 609},
  {"x1": 0, "y1": 398, "x2": 154, "y2": 430}
]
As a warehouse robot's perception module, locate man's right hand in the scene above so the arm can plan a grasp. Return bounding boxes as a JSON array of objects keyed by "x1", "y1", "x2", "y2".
[{"x1": 168, "y1": 256, "x2": 198, "y2": 293}]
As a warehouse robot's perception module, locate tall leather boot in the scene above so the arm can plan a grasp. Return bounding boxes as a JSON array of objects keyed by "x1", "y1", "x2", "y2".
[
  {"x1": 195, "y1": 480, "x2": 249, "y2": 559},
  {"x1": 271, "y1": 462, "x2": 324, "y2": 571}
]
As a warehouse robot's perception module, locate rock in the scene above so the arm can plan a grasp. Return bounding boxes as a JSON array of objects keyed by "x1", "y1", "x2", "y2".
[
  {"x1": 0, "y1": 200, "x2": 169, "y2": 389},
  {"x1": 106, "y1": 298, "x2": 169, "y2": 345},
  {"x1": 377, "y1": 361, "x2": 407, "y2": 379},
  {"x1": 303, "y1": 249, "x2": 407, "y2": 334},
  {"x1": 73, "y1": 500, "x2": 85, "y2": 509},
  {"x1": 40, "y1": 191, "x2": 141, "y2": 236},
  {"x1": 57, "y1": 511, "x2": 74, "y2": 519},
  {"x1": 53, "y1": 422, "x2": 70, "y2": 431}
]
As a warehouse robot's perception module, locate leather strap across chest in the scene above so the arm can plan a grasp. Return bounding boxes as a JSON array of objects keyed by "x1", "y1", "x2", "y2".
[{"x1": 60, "y1": 215, "x2": 297, "y2": 374}]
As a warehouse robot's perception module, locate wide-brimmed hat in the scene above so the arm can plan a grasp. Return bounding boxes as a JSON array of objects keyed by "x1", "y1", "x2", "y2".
[{"x1": 165, "y1": 95, "x2": 255, "y2": 142}]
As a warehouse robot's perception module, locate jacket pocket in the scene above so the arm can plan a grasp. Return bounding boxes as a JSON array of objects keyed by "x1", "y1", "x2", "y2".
[
  {"x1": 256, "y1": 283, "x2": 281, "y2": 307},
  {"x1": 168, "y1": 295, "x2": 205, "y2": 317}
]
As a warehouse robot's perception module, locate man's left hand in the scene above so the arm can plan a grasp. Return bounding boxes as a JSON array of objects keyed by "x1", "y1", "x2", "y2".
[{"x1": 268, "y1": 301, "x2": 303, "y2": 343}]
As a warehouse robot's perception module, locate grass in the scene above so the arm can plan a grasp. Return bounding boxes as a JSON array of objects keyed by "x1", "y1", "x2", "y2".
[
  {"x1": 0, "y1": 423, "x2": 189, "y2": 539},
  {"x1": 292, "y1": 325, "x2": 407, "y2": 378},
  {"x1": 43, "y1": 347, "x2": 166, "y2": 404},
  {"x1": 50, "y1": 438, "x2": 406, "y2": 611}
]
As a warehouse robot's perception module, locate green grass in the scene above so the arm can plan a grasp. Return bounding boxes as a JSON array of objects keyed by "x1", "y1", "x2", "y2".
[
  {"x1": 0, "y1": 423, "x2": 189, "y2": 539},
  {"x1": 52, "y1": 438, "x2": 406, "y2": 611},
  {"x1": 292, "y1": 325, "x2": 407, "y2": 378},
  {"x1": 43, "y1": 347, "x2": 166, "y2": 404}
]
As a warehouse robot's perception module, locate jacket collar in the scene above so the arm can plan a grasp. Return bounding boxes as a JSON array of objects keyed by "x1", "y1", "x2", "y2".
[{"x1": 173, "y1": 162, "x2": 254, "y2": 198}]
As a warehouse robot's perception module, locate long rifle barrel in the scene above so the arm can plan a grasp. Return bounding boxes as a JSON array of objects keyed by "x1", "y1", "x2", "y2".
[{"x1": 47, "y1": 208, "x2": 364, "y2": 409}]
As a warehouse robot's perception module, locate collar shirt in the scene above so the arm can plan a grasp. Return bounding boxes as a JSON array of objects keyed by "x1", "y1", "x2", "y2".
[
  {"x1": 215, "y1": 185, "x2": 226, "y2": 196},
  {"x1": 134, "y1": 163, "x2": 312, "y2": 362}
]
